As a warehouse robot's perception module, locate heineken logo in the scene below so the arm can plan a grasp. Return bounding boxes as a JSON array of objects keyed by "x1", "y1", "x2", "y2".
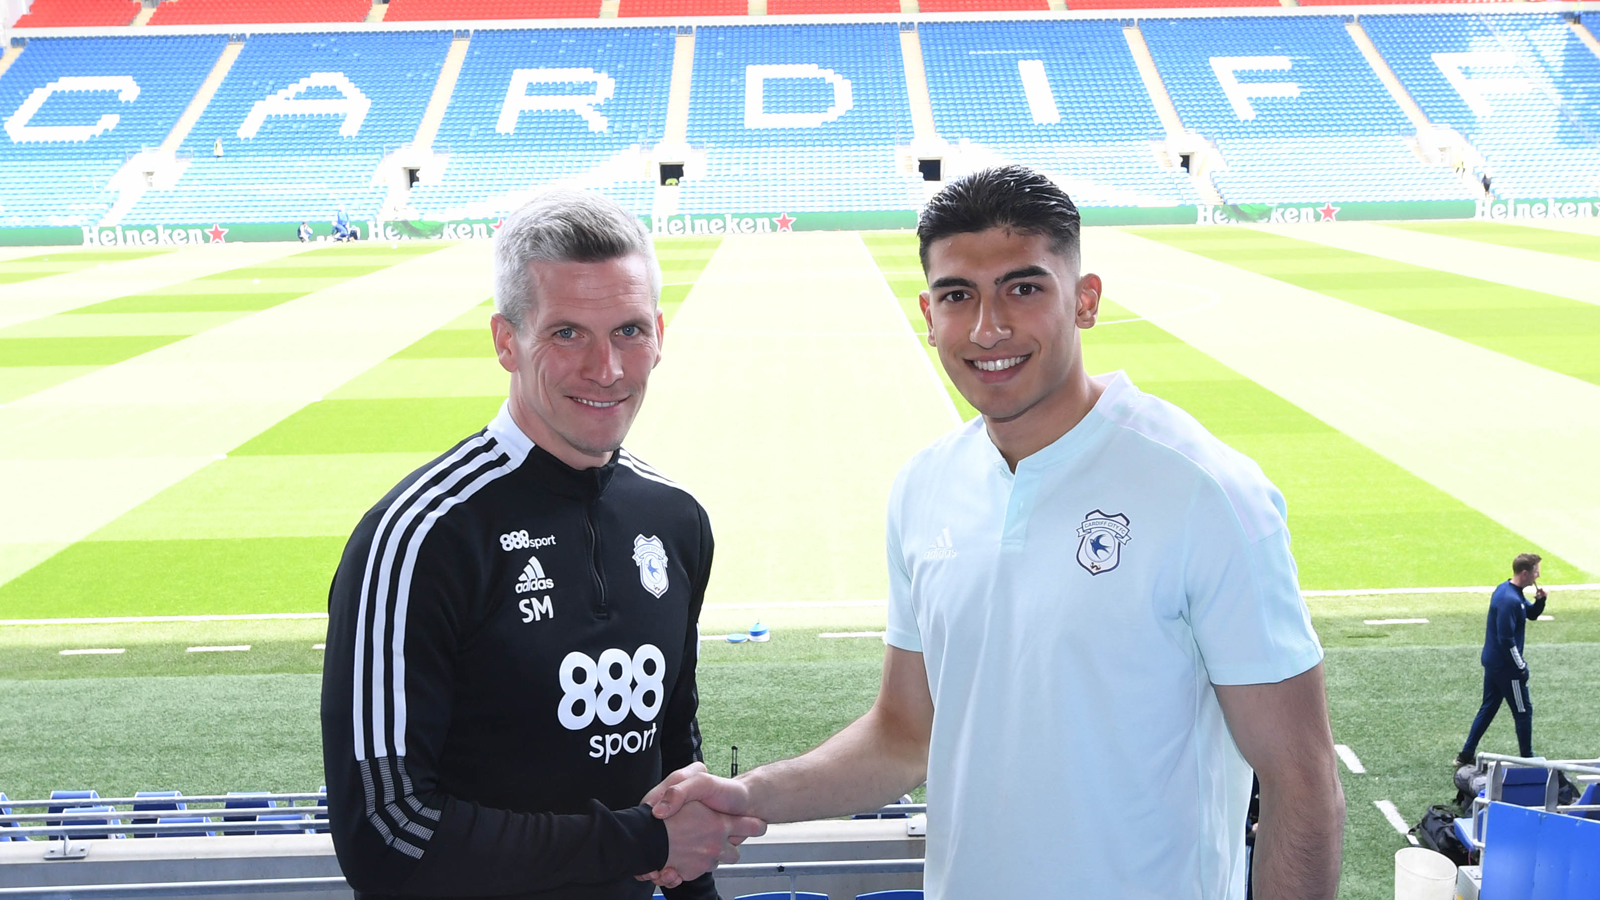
[{"x1": 651, "y1": 213, "x2": 797, "y2": 235}]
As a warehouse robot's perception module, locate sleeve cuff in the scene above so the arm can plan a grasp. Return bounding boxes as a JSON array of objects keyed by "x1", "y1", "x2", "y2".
[
  {"x1": 615, "y1": 802, "x2": 671, "y2": 875},
  {"x1": 1206, "y1": 642, "x2": 1324, "y2": 687},
  {"x1": 884, "y1": 625, "x2": 922, "y2": 653}
]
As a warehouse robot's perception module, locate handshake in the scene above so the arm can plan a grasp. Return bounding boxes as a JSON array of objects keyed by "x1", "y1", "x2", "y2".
[{"x1": 637, "y1": 762, "x2": 766, "y2": 889}]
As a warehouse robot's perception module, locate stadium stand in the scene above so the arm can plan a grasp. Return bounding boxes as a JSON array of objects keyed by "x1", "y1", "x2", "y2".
[
  {"x1": 916, "y1": 0, "x2": 1047, "y2": 12},
  {"x1": 1140, "y1": 15, "x2": 1473, "y2": 204},
  {"x1": 919, "y1": 20, "x2": 1198, "y2": 206},
  {"x1": 676, "y1": 24, "x2": 923, "y2": 215},
  {"x1": 1361, "y1": 12, "x2": 1600, "y2": 200},
  {"x1": 383, "y1": 0, "x2": 603, "y2": 21},
  {"x1": 11, "y1": 0, "x2": 141, "y2": 28},
  {"x1": 124, "y1": 30, "x2": 451, "y2": 226},
  {"x1": 0, "y1": 793, "x2": 12, "y2": 842},
  {"x1": 404, "y1": 27, "x2": 673, "y2": 220},
  {"x1": 1070, "y1": 0, "x2": 1277, "y2": 9},
  {"x1": 146, "y1": 0, "x2": 372, "y2": 26},
  {"x1": 0, "y1": 35, "x2": 228, "y2": 228},
  {"x1": 765, "y1": 0, "x2": 898, "y2": 14},
  {"x1": 618, "y1": 0, "x2": 746, "y2": 15}
]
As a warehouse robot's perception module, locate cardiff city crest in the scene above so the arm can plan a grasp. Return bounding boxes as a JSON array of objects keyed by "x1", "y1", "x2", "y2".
[
  {"x1": 632, "y1": 534, "x2": 670, "y2": 598},
  {"x1": 1075, "y1": 510, "x2": 1131, "y2": 576}
]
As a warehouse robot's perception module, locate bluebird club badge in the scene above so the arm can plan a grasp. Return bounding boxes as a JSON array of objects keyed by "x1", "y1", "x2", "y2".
[
  {"x1": 1076, "y1": 510, "x2": 1131, "y2": 575},
  {"x1": 633, "y1": 534, "x2": 670, "y2": 598}
]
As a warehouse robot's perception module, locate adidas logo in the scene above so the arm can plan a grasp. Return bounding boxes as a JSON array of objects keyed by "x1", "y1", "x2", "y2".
[
  {"x1": 515, "y1": 554, "x2": 555, "y2": 594},
  {"x1": 921, "y1": 527, "x2": 957, "y2": 561}
]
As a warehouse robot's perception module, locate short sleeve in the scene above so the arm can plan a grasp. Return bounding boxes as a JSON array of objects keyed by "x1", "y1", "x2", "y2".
[
  {"x1": 884, "y1": 468, "x2": 922, "y2": 653},
  {"x1": 1184, "y1": 475, "x2": 1322, "y2": 686}
]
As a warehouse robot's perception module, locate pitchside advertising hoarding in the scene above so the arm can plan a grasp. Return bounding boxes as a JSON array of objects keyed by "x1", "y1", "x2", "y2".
[{"x1": 3, "y1": 197, "x2": 1595, "y2": 247}]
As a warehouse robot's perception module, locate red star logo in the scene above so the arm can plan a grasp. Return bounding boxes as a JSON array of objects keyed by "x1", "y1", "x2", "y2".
[
  {"x1": 774, "y1": 213, "x2": 795, "y2": 232},
  {"x1": 491, "y1": 218, "x2": 504, "y2": 232},
  {"x1": 205, "y1": 224, "x2": 228, "y2": 243},
  {"x1": 1317, "y1": 203, "x2": 1339, "y2": 222}
]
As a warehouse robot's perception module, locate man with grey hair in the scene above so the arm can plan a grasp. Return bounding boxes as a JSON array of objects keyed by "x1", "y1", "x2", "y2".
[{"x1": 322, "y1": 189, "x2": 761, "y2": 900}]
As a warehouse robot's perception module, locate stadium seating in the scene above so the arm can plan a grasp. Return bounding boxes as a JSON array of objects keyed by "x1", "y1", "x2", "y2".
[
  {"x1": 856, "y1": 893, "x2": 923, "y2": 899},
  {"x1": 124, "y1": 30, "x2": 451, "y2": 225},
  {"x1": 45, "y1": 790, "x2": 119, "y2": 840},
  {"x1": 0, "y1": 35, "x2": 226, "y2": 228},
  {"x1": 766, "y1": 0, "x2": 899, "y2": 14},
  {"x1": 735, "y1": 894, "x2": 828, "y2": 900},
  {"x1": 618, "y1": 0, "x2": 746, "y2": 15},
  {"x1": 916, "y1": 0, "x2": 1047, "y2": 12},
  {"x1": 405, "y1": 27, "x2": 674, "y2": 220},
  {"x1": 1070, "y1": 0, "x2": 1276, "y2": 9},
  {"x1": 920, "y1": 20, "x2": 1197, "y2": 206},
  {"x1": 1140, "y1": 15, "x2": 1473, "y2": 204},
  {"x1": 673, "y1": 24, "x2": 919, "y2": 216},
  {"x1": 12, "y1": 0, "x2": 140, "y2": 28},
  {"x1": 384, "y1": 0, "x2": 603, "y2": 20},
  {"x1": 0, "y1": 793, "x2": 12, "y2": 842},
  {"x1": 1361, "y1": 13, "x2": 1600, "y2": 200},
  {"x1": 147, "y1": 0, "x2": 372, "y2": 25}
]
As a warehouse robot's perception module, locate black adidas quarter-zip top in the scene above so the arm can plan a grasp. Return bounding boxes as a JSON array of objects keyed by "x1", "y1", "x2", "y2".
[{"x1": 321, "y1": 405, "x2": 715, "y2": 900}]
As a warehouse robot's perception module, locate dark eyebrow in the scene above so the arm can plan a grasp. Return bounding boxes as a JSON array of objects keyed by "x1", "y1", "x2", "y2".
[
  {"x1": 929, "y1": 276, "x2": 977, "y2": 290},
  {"x1": 996, "y1": 265, "x2": 1052, "y2": 285}
]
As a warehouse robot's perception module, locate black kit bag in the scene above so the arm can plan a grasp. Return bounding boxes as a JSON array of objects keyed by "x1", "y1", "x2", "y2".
[{"x1": 1411, "y1": 805, "x2": 1475, "y2": 866}]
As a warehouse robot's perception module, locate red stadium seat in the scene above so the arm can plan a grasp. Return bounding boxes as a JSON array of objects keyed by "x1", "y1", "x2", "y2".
[
  {"x1": 918, "y1": 0, "x2": 1047, "y2": 11},
  {"x1": 618, "y1": 0, "x2": 747, "y2": 15},
  {"x1": 1297, "y1": 0, "x2": 1513, "y2": 6},
  {"x1": 13, "y1": 0, "x2": 141, "y2": 27},
  {"x1": 766, "y1": 0, "x2": 898, "y2": 13},
  {"x1": 146, "y1": 0, "x2": 371, "y2": 25},
  {"x1": 383, "y1": 0, "x2": 603, "y2": 20},
  {"x1": 1069, "y1": 0, "x2": 1277, "y2": 8}
]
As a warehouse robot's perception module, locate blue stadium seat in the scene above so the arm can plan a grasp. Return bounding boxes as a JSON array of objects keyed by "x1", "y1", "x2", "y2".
[
  {"x1": 0, "y1": 792, "x2": 14, "y2": 842},
  {"x1": 130, "y1": 790, "x2": 212, "y2": 838},
  {"x1": 407, "y1": 27, "x2": 675, "y2": 220},
  {"x1": 1362, "y1": 13, "x2": 1600, "y2": 199},
  {"x1": 125, "y1": 30, "x2": 453, "y2": 225},
  {"x1": 0, "y1": 35, "x2": 227, "y2": 227},
  {"x1": 1577, "y1": 782, "x2": 1600, "y2": 822},
  {"x1": 1141, "y1": 16, "x2": 1472, "y2": 204},
  {"x1": 219, "y1": 791, "x2": 277, "y2": 836},
  {"x1": 735, "y1": 893, "x2": 828, "y2": 900},
  {"x1": 857, "y1": 892, "x2": 923, "y2": 899},
  {"x1": 46, "y1": 791, "x2": 119, "y2": 840},
  {"x1": 920, "y1": 20, "x2": 1197, "y2": 208}
]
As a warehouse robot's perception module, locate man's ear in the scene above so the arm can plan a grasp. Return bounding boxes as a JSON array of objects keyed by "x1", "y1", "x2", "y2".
[
  {"x1": 653, "y1": 308, "x2": 666, "y2": 369},
  {"x1": 919, "y1": 291, "x2": 936, "y2": 347},
  {"x1": 490, "y1": 313, "x2": 520, "y2": 374},
  {"x1": 1076, "y1": 274, "x2": 1103, "y2": 329}
]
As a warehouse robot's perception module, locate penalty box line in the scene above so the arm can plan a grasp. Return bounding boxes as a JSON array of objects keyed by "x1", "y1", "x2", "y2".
[{"x1": 5, "y1": 583, "x2": 1596, "y2": 626}]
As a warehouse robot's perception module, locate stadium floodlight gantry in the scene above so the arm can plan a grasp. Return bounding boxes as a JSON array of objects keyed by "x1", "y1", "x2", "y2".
[
  {"x1": 404, "y1": 26, "x2": 676, "y2": 221},
  {"x1": 1362, "y1": 13, "x2": 1600, "y2": 201},
  {"x1": 10, "y1": 0, "x2": 141, "y2": 28},
  {"x1": 1140, "y1": 15, "x2": 1475, "y2": 206},
  {"x1": 919, "y1": 20, "x2": 1199, "y2": 208},
  {"x1": 0, "y1": 35, "x2": 228, "y2": 228},
  {"x1": 675, "y1": 23, "x2": 923, "y2": 217},
  {"x1": 121, "y1": 30, "x2": 453, "y2": 227}
]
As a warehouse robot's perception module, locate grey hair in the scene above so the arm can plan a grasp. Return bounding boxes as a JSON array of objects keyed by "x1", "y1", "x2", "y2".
[{"x1": 492, "y1": 188, "x2": 662, "y2": 329}]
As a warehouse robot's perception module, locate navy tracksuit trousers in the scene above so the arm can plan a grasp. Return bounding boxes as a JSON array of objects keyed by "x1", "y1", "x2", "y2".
[{"x1": 1462, "y1": 666, "x2": 1533, "y2": 759}]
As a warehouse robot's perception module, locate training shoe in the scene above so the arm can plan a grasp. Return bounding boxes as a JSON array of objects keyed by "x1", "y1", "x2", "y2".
[{"x1": 1454, "y1": 753, "x2": 1475, "y2": 768}]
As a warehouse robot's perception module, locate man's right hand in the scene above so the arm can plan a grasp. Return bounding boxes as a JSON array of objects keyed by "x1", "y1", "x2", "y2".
[
  {"x1": 647, "y1": 765, "x2": 754, "y2": 820},
  {"x1": 656, "y1": 798, "x2": 764, "y2": 886}
]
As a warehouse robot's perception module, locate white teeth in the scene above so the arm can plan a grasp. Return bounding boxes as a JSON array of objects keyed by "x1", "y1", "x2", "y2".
[
  {"x1": 973, "y1": 356, "x2": 1026, "y2": 372},
  {"x1": 574, "y1": 398, "x2": 620, "y2": 408}
]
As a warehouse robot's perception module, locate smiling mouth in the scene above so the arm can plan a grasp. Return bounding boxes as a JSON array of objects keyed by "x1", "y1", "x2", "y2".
[
  {"x1": 572, "y1": 397, "x2": 623, "y2": 409},
  {"x1": 970, "y1": 355, "x2": 1028, "y2": 372}
]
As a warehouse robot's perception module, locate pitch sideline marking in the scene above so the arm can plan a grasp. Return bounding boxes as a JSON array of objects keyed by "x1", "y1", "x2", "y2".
[
  {"x1": 1334, "y1": 744, "x2": 1366, "y2": 774},
  {"x1": 186, "y1": 645, "x2": 251, "y2": 653},
  {"x1": 1374, "y1": 800, "x2": 1417, "y2": 843},
  {"x1": 3, "y1": 584, "x2": 1594, "y2": 626},
  {"x1": 59, "y1": 648, "x2": 125, "y2": 656}
]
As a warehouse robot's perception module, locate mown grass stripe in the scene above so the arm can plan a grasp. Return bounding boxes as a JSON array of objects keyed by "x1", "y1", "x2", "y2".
[
  {"x1": 1388, "y1": 221, "x2": 1600, "y2": 263},
  {"x1": 861, "y1": 232, "x2": 1585, "y2": 590},
  {"x1": 1131, "y1": 227, "x2": 1600, "y2": 387},
  {"x1": 861, "y1": 233, "x2": 978, "y2": 422},
  {"x1": 0, "y1": 250, "x2": 169, "y2": 286},
  {"x1": 0, "y1": 335, "x2": 189, "y2": 368},
  {"x1": 655, "y1": 236, "x2": 722, "y2": 327}
]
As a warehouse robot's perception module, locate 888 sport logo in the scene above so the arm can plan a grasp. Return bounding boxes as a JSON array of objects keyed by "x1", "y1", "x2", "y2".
[{"x1": 558, "y1": 645, "x2": 665, "y2": 764}]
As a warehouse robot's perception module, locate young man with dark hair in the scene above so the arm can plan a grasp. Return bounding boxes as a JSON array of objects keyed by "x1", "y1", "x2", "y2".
[
  {"x1": 641, "y1": 166, "x2": 1344, "y2": 899},
  {"x1": 1456, "y1": 553, "x2": 1549, "y2": 765},
  {"x1": 321, "y1": 189, "x2": 763, "y2": 900}
]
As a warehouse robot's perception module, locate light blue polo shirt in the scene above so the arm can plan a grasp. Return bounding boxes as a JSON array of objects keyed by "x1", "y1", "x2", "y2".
[{"x1": 885, "y1": 372, "x2": 1323, "y2": 900}]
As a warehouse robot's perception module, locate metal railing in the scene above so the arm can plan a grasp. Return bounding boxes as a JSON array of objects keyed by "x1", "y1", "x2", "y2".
[
  {"x1": 0, "y1": 793, "x2": 329, "y2": 841},
  {"x1": 1458, "y1": 753, "x2": 1600, "y2": 849},
  {"x1": 0, "y1": 860, "x2": 925, "y2": 899}
]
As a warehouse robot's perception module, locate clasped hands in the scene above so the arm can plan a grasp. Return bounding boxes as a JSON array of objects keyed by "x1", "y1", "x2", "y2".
[{"x1": 636, "y1": 762, "x2": 763, "y2": 889}]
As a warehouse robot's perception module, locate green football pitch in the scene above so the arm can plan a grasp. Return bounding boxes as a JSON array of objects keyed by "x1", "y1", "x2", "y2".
[{"x1": 1, "y1": 221, "x2": 1597, "y2": 900}]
